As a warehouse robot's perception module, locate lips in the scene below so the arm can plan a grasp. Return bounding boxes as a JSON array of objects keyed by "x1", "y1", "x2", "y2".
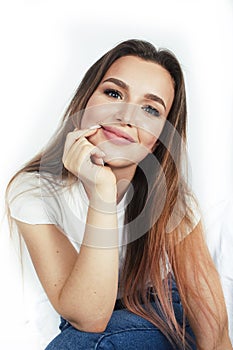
[{"x1": 101, "y1": 125, "x2": 135, "y2": 144}]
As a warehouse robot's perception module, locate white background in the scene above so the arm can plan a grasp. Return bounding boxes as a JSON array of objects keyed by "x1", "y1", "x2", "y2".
[{"x1": 0, "y1": 0, "x2": 233, "y2": 348}]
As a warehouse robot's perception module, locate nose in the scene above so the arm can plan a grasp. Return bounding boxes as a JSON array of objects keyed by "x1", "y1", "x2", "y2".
[{"x1": 114, "y1": 103, "x2": 138, "y2": 126}]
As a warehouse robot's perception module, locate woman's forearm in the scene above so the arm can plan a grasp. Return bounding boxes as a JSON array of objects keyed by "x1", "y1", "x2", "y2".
[{"x1": 58, "y1": 192, "x2": 119, "y2": 332}]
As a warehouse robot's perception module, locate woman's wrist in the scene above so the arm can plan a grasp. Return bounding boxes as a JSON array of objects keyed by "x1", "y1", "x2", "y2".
[
  {"x1": 88, "y1": 195, "x2": 117, "y2": 214},
  {"x1": 85, "y1": 189, "x2": 118, "y2": 248},
  {"x1": 88, "y1": 183, "x2": 117, "y2": 212}
]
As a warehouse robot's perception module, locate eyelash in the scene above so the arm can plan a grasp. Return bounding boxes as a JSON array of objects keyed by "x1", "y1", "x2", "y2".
[
  {"x1": 104, "y1": 88, "x2": 160, "y2": 117},
  {"x1": 142, "y1": 105, "x2": 160, "y2": 117},
  {"x1": 104, "y1": 89, "x2": 122, "y2": 99}
]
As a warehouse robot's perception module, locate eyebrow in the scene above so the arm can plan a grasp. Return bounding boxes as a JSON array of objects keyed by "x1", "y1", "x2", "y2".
[{"x1": 102, "y1": 77, "x2": 167, "y2": 111}]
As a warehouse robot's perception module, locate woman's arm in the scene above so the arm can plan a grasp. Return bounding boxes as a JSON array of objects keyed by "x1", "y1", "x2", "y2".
[
  {"x1": 15, "y1": 127, "x2": 119, "y2": 332},
  {"x1": 16, "y1": 200, "x2": 118, "y2": 333},
  {"x1": 171, "y1": 222, "x2": 232, "y2": 349}
]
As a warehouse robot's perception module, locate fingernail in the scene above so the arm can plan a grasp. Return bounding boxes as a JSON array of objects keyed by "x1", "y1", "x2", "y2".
[
  {"x1": 90, "y1": 150, "x2": 106, "y2": 158},
  {"x1": 89, "y1": 124, "x2": 101, "y2": 130}
]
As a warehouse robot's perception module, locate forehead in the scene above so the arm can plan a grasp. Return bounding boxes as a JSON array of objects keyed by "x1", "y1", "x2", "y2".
[{"x1": 103, "y1": 56, "x2": 174, "y2": 109}]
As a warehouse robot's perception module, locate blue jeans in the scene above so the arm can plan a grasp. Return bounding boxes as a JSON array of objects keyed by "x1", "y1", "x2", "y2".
[{"x1": 45, "y1": 284, "x2": 196, "y2": 350}]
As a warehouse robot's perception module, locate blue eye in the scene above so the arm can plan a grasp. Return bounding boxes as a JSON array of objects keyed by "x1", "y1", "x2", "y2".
[
  {"x1": 142, "y1": 105, "x2": 160, "y2": 117},
  {"x1": 104, "y1": 89, "x2": 122, "y2": 100}
]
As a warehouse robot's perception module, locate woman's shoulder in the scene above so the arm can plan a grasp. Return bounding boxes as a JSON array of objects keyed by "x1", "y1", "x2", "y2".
[
  {"x1": 7, "y1": 171, "x2": 57, "y2": 225},
  {"x1": 7, "y1": 171, "x2": 41, "y2": 201},
  {"x1": 8, "y1": 171, "x2": 67, "y2": 198}
]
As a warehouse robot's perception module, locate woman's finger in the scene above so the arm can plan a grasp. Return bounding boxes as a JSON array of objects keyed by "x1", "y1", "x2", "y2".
[
  {"x1": 63, "y1": 125, "x2": 101, "y2": 161},
  {"x1": 91, "y1": 155, "x2": 104, "y2": 166},
  {"x1": 90, "y1": 148, "x2": 106, "y2": 166},
  {"x1": 73, "y1": 125, "x2": 101, "y2": 140}
]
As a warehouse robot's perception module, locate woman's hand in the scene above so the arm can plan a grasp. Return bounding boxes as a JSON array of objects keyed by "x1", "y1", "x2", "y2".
[{"x1": 62, "y1": 126, "x2": 117, "y2": 203}]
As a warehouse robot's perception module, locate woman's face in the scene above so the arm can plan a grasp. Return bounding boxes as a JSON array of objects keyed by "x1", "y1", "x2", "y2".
[{"x1": 80, "y1": 55, "x2": 174, "y2": 169}]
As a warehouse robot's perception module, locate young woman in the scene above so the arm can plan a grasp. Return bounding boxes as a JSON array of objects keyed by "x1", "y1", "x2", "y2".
[{"x1": 6, "y1": 39, "x2": 232, "y2": 349}]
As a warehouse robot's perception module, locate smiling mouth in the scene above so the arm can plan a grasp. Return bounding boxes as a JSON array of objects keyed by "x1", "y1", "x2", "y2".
[{"x1": 101, "y1": 125, "x2": 135, "y2": 145}]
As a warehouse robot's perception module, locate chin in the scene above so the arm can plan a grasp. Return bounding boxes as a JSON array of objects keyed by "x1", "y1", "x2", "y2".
[
  {"x1": 103, "y1": 152, "x2": 150, "y2": 169},
  {"x1": 103, "y1": 158, "x2": 136, "y2": 168}
]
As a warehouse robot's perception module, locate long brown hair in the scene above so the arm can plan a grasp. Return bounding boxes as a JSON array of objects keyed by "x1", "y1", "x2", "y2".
[{"x1": 6, "y1": 39, "x2": 218, "y2": 349}]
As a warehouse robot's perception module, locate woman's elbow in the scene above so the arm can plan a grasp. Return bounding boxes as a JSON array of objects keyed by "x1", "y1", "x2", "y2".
[
  {"x1": 57, "y1": 298, "x2": 114, "y2": 333},
  {"x1": 68, "y1": 316, "x2": 109, "y2": 333}
]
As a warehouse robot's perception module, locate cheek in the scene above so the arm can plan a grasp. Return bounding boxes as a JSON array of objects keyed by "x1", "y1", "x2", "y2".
[
  {"x1": 80, "y1": 93, "x2": 102, "y2": 128},
  {"x1": 80, "y1": 112, "x2": 100, "y2": 129},
  {"x1": 135, "y1": 116, "x2": 166, "y2": 151},
  {"x1": 138, "y1": 130, "x2": 157, "y2": 151},
  {"x1": 81, "y1": 94, "x2": 116, "y2": 129},
  {"x1": 80, "y1": 103, "x2": 104, "y2": 129},
  {"x1": 86, "y1": 94, "x2": 99, "y2": 108}
]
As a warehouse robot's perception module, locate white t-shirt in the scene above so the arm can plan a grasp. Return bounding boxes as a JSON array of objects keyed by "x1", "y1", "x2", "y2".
[
  {"x1": 8, "y1": 170, "x2": 200, "y2": 270},
  {"x1": 7, "y1": 171, "x2": 130, "y2": 347},
  {"x1": 8, "y1": 171, "x2": 127, "y2": 249},
  {"x1": 7, "y1": 171, "x2": 200, "y2": 347}
]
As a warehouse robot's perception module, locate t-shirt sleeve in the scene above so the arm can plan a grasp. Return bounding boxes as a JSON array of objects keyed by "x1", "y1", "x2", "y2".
[{"x1": 7, "y1": 172, "x2": 57, "y2": 225}]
